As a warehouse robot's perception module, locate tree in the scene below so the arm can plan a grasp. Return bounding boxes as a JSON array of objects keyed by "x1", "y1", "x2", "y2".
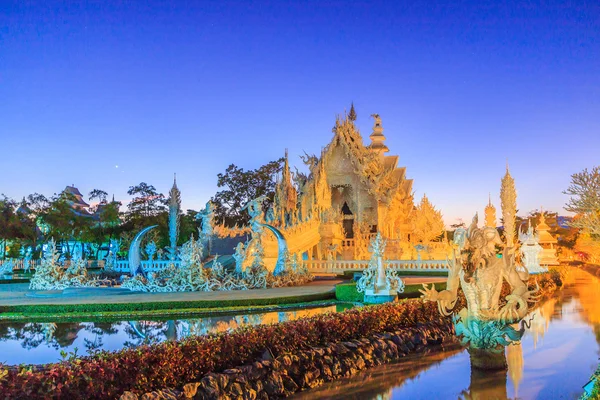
[
  {"x1": 564, "y1": 166, "x2": 600, "y2": 236},
  {"x1": 126, "y1": 183, "x2": 166, "y2": 220},
  {"x1": 87, "y1": 191, "x2": 122, "y2": 258},
  {"x1": 0, "y1": 195, "x2": 18, "y2": 259},
  {"x1": 212, "y1": 158, "x2": 285, "y2": 226},
  {"x1": 89, "y1": 189, "x2": 108, "y2": 204},
  {"x1": 43, "y1": 192, "x2": 93, "y2": 257}
]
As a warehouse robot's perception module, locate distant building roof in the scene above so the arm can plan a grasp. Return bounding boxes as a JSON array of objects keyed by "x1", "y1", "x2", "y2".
[{"x1": 62, "y1": 185, "x2": 90, "y2": 208}]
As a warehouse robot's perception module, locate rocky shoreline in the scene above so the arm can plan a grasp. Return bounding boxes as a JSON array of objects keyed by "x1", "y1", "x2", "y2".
[{"x1": 121, "y1": 322, "x2": 456, "y2": 400}]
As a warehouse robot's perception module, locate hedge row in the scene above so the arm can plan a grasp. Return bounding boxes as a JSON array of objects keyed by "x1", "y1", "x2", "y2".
[
  {"x1": 0, "y1": 270, "x2": 564, "y2": 399},
  {"x1": 0, "y1": 292, "x2": 334, "y2": 316}
]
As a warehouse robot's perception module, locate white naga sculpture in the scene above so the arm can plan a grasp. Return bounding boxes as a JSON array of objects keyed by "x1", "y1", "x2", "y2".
[
  {"x1": 420, "y1": 214, "x2": 539, "y2": 369},
  {"x1": 357, "y1": 232, "x2": 404, "y2": 303},
  {"x1": 518, "y1": 222, "x2": 547, "y2": 274}
]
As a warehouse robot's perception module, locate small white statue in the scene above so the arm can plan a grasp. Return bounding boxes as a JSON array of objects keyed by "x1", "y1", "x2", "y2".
[{"x1": 519, "y1": 222, "x2": 546, "y2": 273}]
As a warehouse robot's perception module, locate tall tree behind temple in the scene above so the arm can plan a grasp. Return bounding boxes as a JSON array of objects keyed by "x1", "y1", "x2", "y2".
[
  {"x1": 126, "y1": 183, "x2": 166, "y2": 222},
  {"x1": 212, "y1": 158, "x2": 285, "y2": 227},
  {"x1": 564, "y1": 166, "x2": 600, "y2": 236}
]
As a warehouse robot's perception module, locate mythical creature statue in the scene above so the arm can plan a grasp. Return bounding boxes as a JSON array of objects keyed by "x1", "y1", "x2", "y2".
[
  {"x1": 233, "y1": 242, "x2": 246, "y2": 274},
  {"x1": 421, "y1": 214, "x2": 538, "y2": 323},
  {"x1": 420, "y1": 214, "x2": 539, "y2": 370},
  {"x1": 518, "y1": 222, "x2": 546, "y2": 274},
  {"x1": 23, "y1": 246, "x2": 33, "y2": 273},
  {"x1": 242, "y1": 195, "x2": 266, "y2": 233},
  {"x1": 196, "y1": 201, "x2": 215, "y2": 237},
  {"x1": 105, "y1": 239, "x2": 121, "y2": 270}
]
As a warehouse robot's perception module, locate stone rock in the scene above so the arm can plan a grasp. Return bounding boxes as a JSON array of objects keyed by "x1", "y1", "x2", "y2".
[
  {"x1": 243, "y1": 388, "x2": 257, "y2": 400},
  {"x1": 119, "y1": 392, "x2": 139, "y2": 400},
  {"x1": 199, "y1": 374, "x2": 221, "y2": 399},
  {"x1": 333, "y1": 343, "x2": 349, "y2": 355},
  {"x1": 261, "y1": 349, "x2": 274, "y2": 361},
  {"x1": 140, "y1": 390, "x2": 179, "y2": 400},
  {"x1": 227, "y1": 382, "x2": 244, "y2": 397},
  {"x1": 182, "y1": 383, "x2": 201, "y2": 399},
  {"x1": 321, "y1": 364, "x2": 333, "y2": 380},
  {"x1": 280, "y1": 354, "x2": 293, "y2": 367},
  {"x1": 281, "y1": 373, "x2": 299, "y2": 393},
  {"x1": 223, "y1": 368, "x2": 242, "y2": 375},
  {"x1": 263, "y1": 371, "x2": 284, "y2": 396}
]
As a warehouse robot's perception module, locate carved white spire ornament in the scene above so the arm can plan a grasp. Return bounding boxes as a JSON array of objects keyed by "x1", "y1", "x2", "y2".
[
  {"x1": 485, "y1": 193, "x2": 497, "y2": 228},
  {"x1": 501, "y1": 165, "x2": 517, "y2": 247}
]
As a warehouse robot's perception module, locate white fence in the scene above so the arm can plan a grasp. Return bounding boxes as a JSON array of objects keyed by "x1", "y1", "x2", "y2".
[
  {"x1": 1, "y1": 258, "x2": 447, "y2": 276},
  {"x1": 0, "y1": 259, "x2": 105, "y2": 271},
  {"x1": 113, "y1": 260, "x2": 182, "y2": 273},
  {"x1": 304, "y1": 259, "x2": 449, "y2": 274}
]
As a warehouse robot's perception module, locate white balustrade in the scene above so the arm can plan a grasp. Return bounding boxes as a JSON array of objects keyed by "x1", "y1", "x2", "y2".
[
  {"x1": 112, "y1": 260, "x2": 181, "y2": 273},
  {"x1": 304, "y1": 259, "x2": 449, "y2": 274},
  {"x1": 0, "y1": 259, "x2": 105, "y2": 271}
]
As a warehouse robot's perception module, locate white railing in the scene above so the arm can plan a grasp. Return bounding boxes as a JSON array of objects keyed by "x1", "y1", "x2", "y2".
[
  {"x1": 304, "y1": 259, "x2": 449, "y2": 274},
  {"x1": 113, "y1": 260, "x2": 181, "y2": 273},
  {"x1": 0, "y1": 259, "x2": 105, "y2": 270}
]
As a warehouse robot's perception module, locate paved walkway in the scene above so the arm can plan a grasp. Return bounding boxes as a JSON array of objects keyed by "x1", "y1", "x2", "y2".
[{"x1": 0, "y1": 276, "x2": 445, "y2": 307}]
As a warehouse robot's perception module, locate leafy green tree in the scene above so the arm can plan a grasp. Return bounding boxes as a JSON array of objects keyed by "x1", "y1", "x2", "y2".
[
  {"x1": 126, "y1": 183, "x2": 166, "y2": 220},
  {"x1": 43, "y1": 192, "x2": 93, "y2": 257},
  {"x1": 211, "y1": 158, "x2": 284, "y2": 226},
  {"x1": 87, "y1": 190, "x2": 122, "y2": 258}
]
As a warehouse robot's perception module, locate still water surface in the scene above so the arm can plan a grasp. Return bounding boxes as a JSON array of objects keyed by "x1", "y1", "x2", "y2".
[
  {"x1": 0, "y1": 304, "x2": 350, "y2": 365},
  {"x1": 294, "y1": 269, "x2": 600, "y2": 400}
]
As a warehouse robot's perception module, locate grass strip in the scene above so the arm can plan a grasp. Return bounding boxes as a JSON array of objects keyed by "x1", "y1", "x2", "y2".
[
  {"x1": 0, "y1": 292, "x2": 335, "y2": 317},
  {"x1": 0, "y1": 299, "x2": 347, "y2": 323},
  {"x1": 335, "y1": 281, "x2": 447, "y2": 302}
]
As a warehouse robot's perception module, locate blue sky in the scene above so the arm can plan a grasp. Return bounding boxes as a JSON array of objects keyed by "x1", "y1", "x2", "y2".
[{"x1": 1, "y1": 1, "x2": 598, "y2": 224}]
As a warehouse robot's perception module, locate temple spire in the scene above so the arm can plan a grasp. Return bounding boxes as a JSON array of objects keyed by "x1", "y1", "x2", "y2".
[
  {"x1": 369, "y1": 113, "x2": 389, "y2": 155},
  {"x1": 485, "y1": 193, "x2": 497, "y2": 228}
]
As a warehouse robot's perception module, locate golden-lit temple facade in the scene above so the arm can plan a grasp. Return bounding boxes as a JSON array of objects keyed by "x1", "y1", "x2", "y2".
[{"x1": 262, "y1": 111, "x2": 444, "y2": 262}]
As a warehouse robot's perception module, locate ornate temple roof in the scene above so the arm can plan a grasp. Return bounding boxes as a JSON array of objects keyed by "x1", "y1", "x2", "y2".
[
  {"x1": 324, "y1": 113, "x2": 413, "y2": 204},
  {"x1": 63, "y1": 185, "x2": 90, "y2": 209}
]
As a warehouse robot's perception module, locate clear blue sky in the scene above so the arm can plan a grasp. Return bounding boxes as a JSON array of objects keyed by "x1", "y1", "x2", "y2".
[{"x1": 1, "y1": 1, "x2": 598, "y2": 224}]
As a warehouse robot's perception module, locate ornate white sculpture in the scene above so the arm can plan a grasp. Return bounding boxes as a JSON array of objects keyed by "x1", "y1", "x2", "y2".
[
  {"x1": 29, "y1": 239, "x2": 106, "y2": 290},
  {"x1": 168, "y1": 175, "x2": 181, "y2": 261},
  {"x1": 357, "y1": 232, "x2": 404, "y2": 303},
  {"x1": 420, "y1": 214, "x2": 539, "y2": 369},
  {"x1": 129, "y1": 225, "x2": 158, "y2": 277},
  {"x1": 196, "y1": 201, "x2": 215, "y2": 237},
  {"x1": 501, "y1": 166, "x2": 517, "y2": 247},
  {"x1": 0, "y1": 259, "x2": 14, "y2": 275},
  {"x1": 233, "y1": 242, "x2": 245, "y2": 274},
  {"x1": 105, "y1": 239, "x2": 121, "y2": 271},
  {"x1": 23, "y1": 247, "x2": 33, "y2": 273},
  {"x1": 518, "y1": 222, "x2": 547, "y2": 273}
]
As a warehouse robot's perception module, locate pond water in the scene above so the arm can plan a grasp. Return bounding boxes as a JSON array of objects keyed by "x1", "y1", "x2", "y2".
[
  {"x1": 0, "y1": 303, "x2": 351, "y2": 365},
  {"x1": 294, "y1": 268, "x2": 600, "y2": 400}
]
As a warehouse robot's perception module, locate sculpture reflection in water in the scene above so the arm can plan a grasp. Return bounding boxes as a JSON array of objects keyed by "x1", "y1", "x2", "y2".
[{"x1": 420, "y1": 214, "x2": 539, "y2": 370}]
